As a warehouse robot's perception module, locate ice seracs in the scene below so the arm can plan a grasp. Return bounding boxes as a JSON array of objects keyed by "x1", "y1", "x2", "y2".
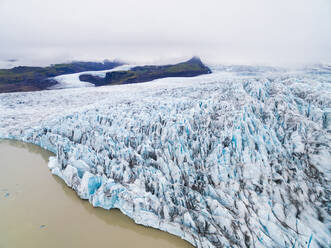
[{"x1": 0, "y1": 65, "x2": 330, "y2": 248}]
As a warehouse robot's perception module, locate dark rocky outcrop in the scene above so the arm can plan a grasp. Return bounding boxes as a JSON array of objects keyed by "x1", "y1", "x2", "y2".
[
  {"x1": 0, "y1": 60, "x2": 122, "y2": 93},
  {"x1": 79, "y1": 57, "x2": 212, "y2": 87}
]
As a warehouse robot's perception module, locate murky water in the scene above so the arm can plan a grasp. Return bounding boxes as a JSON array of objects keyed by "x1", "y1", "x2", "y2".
[{"x1": 0, "y1": 140, "x2": 193, "y2": 248}]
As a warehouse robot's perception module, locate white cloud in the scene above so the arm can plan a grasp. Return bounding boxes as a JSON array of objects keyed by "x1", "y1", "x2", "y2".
[{"x1": 0, "y1": 0, "x2": 330, "y2": 66}]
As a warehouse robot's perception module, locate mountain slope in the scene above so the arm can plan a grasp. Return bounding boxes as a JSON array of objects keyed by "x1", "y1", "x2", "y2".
[
  {"x1": 0, "y1": 61, "x2": 122, "y2": 93},
  {"x1": 79, "y1": 57, "x2": 211, "y2": 86}
]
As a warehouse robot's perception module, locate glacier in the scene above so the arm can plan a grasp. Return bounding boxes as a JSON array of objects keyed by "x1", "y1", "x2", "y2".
[
  {"x1": 50, "y1": 64, "x2": 135, "y2": 89},
  {"x1": 0, "y1": 64, "x2": 330, "y2": 247}
]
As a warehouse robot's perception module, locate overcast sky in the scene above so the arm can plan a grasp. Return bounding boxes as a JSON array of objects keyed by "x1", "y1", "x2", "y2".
[{"x1": 0, "y1": 0, "x2": 330, "y2": 67}]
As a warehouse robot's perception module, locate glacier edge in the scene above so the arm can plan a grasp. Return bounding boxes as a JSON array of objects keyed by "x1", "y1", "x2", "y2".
[{"x1": 0, "y1": 65, "x2": 330, "y2": 248}]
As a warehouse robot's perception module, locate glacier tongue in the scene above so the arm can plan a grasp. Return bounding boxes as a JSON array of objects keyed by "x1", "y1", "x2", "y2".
[
  {"x1": 50, "y1": 64, "x2": 135, "y2": 89},
  {"x1": 0, "y1": 66, "x2": 330, "y2": 247}
]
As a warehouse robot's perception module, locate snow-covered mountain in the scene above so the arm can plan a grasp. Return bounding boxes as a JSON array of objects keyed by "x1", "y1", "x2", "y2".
[{"x1": 0, "y1": 65, "x2": 330, "y2": 247}]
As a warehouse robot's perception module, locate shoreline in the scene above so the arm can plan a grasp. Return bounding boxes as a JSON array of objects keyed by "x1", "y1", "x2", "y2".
[
  {"x1": 0, "y1": 138, "x2": 195, "y2": 248},
  {"x1": 0, "y1": 137, "x2": 201, "y2": 247}
]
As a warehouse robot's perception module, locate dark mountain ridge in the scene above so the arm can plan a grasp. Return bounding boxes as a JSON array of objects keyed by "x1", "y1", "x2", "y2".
[
  {"x1": 0, "y1": 60, "x2": 122, "y2": 93},
  {"x1": 79, "y1": 57, "x2": 212, "y2": 86},
  {"x1": 0, "y1": 57, "x2": 211, "y2": 93}
]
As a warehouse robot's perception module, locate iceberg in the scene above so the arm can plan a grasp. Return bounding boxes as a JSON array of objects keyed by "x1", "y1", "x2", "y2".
[{"x1": 0, "y1": 65, "x2": 330, "y2": 247}]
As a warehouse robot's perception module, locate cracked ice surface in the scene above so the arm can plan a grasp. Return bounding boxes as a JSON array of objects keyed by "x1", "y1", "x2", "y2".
[{"x1": 0, "y1": 66, "x2": 330, "y2": 247}]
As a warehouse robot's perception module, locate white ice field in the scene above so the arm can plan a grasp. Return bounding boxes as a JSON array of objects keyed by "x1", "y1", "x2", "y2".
[{"x1": 0, "y1": 65, "x2": 330, "y2": 247}]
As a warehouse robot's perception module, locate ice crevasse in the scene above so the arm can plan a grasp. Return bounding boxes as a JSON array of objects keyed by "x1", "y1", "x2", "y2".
[{"x1": 0, "y1": 66, "x2": 330, "y2": 247}]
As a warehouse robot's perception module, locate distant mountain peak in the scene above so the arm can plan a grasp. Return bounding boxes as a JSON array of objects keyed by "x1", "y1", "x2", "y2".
[{"x1": 187, "y1": 56, "x2": 203, "y2": 63}]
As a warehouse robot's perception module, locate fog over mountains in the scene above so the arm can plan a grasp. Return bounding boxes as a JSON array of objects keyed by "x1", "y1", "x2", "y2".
[{"x1": 1, "y1": 0, "x2": 330, "y2": 67}]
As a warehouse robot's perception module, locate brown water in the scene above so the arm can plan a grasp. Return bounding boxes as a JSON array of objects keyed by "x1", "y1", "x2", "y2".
[{"x1": 0, "y1": 140, "x2": 193, "y2": 248}]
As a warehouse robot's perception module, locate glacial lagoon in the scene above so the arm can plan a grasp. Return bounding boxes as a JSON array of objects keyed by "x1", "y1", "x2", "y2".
[{"x1": 0, "y1": 140, "x2": 192, "y2": 248}]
